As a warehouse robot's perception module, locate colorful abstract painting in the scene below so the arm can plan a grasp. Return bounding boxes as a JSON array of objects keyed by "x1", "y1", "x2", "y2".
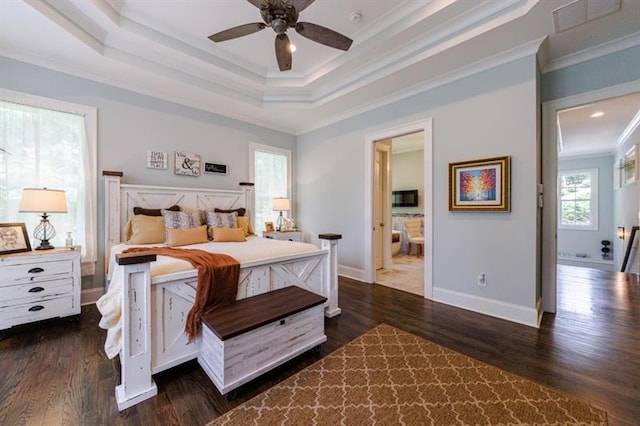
[
  {"x1": 449, "y1": 156, "x2": 510, "y2": 212},
  {"x1": 459, "y1": 168, "x2": 496, "y2": 201}
]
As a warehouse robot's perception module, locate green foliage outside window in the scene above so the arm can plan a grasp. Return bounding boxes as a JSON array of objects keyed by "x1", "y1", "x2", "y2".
[{"x1": 559, "y1": 171, "x2": 594, "y2": 227}]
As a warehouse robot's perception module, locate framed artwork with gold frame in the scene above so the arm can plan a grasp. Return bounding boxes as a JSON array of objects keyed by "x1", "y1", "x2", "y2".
[{"x1": 449, "y1": 156, "x2": 511, "y2": 212}]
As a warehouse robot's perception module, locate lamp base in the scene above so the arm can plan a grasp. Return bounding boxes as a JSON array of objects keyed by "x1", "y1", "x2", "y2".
[
  {"x1": 277, "y1": 212, "x2": 284, "y2": 232},
  {"x1": 35, "y1": 240, "x2": 55, "y2": 250}
]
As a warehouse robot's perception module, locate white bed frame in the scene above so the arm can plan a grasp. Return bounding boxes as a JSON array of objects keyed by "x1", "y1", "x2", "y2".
[{"x1": 102, "y1": 172, "x2": 341, "y2": 410}]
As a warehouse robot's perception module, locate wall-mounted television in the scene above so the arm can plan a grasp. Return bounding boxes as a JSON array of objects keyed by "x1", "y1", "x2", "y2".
[{"x1": 392, "y1": 189, "x2": 419, "y2": 207}]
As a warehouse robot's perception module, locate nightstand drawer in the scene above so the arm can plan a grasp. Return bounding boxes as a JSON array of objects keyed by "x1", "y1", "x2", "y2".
[
  {"x1": 0, "y1": 295, "x2": 74, "y2": 326},
  {"x1": 0, "y1": 259, "x2": 73, "y2": 286},
  {"x1": 0, "y1": 278, "x2": 74, "y2": 304}
]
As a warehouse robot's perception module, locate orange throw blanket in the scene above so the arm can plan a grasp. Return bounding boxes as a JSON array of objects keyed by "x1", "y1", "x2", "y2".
[{"x1": 123, "y1": 247, "x2": 240, "y2": 341}]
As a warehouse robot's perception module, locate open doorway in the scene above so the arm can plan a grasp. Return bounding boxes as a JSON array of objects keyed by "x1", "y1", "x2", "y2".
[
  {"x1": 542, "y1": 83, "x2": 640, "y2": 313},
  {"x1": 375, "y1": 132, "x2": 425, "y2": 296},
  {"x1": 363, "y1": 118, "x2": 433, "y2": 299},
  {"x1": 556, "y1": 93, "x2": 640, "y2": 274}
]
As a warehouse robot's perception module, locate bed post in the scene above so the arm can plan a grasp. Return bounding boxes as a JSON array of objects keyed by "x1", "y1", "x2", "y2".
[
  {"x1": 103, "y1": 171, "x2": 123, "y2": 276},
  {"x1": 114, "y1": 252, "x2": 158, "y2": 411},
  {"x1": 239, "y1": 182, "x2": 254, "y2": 228},
  {"x1": 319, "y1": 233, "x2": 342, "y2": 317}
]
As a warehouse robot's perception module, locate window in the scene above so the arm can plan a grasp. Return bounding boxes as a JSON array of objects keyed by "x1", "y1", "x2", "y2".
[
  {"x1": 249, "y1": 143, "x2": 291, "y2": 233},
  {"x1": 558, "y1": 169, "x2": 598, "y2": 230},
  {"x1": 0, "y1": 89, "x2": 97, "y2": 274}
]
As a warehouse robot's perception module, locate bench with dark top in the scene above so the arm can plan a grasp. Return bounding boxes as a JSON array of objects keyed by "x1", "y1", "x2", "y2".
[{"x1": 199, "y1": 286, "x2": 327, "y2": 399}]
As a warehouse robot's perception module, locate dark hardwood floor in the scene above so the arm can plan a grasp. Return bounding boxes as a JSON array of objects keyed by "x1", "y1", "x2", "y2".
[{"x1": 0, "y1": 265, "x2": 638, "y2": 425}]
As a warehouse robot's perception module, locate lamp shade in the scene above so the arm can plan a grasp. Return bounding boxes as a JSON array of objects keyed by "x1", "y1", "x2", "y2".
[
  {"x1": 19, "y1": 188, "x2": 68, "y2": 213},
  {"x1": 272, "y1": 198, "x2": 290, "y2": 211}
]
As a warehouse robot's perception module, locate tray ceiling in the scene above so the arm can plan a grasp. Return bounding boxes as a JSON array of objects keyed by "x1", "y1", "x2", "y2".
[{"x1": 1, "y1": 0, "x2": 639, "y2": 134}]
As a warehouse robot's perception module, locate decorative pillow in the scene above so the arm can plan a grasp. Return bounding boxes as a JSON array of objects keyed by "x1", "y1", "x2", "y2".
[
  {"x1": 211, "y1": 227, "x2": 246, "y2": 242},
  {"x1": 133, "y1": 205, "x2": 179, "y2": 217},
  {"x1": 125, "y1": 215, "x2": 165, "y2": 244},
  {"x1": 165, "y1": 225, "x2": 208, "y2": 247},
  {"x1": 246, "y1": 218, "x2": 255, "y2": 235},
  {"x1": 205, "y1": 211, "x2": 237, "y2": 239},
  {"x1": 162, "y1": 209, "x2": 203, "y2": 229},
  {"x1": 214, "y1": 207, "x2": 246, "y2": 217},
  {"x1": 236, "y1": 216, "x2": 254, "y2": 236}
]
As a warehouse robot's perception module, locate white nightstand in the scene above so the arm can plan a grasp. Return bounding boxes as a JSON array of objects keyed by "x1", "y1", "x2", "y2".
[
  {"x1": 0, "y1": 247, "x2": 81, "y2": 339},
  {"x1": 262, "y1": 231, "x2": 303, "y2": 242}
]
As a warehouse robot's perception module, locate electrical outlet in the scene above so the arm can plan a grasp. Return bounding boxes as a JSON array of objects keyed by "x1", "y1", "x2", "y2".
[{"x1": 477, "y1": 273, "x2": 486, "y2": 287}]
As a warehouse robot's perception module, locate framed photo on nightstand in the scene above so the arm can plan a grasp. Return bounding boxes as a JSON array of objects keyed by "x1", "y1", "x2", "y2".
[
  {"x1": 264, "y1": 221, "x2": 275, "y2": 233},
  {"x1": 0, "y1": 223, "x2": 32, "y2": 255}
]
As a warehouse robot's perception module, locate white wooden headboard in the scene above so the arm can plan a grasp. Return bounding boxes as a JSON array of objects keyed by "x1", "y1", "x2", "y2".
[{"x1": 103, "y1": 172, "x2": 254, "y2": 264}]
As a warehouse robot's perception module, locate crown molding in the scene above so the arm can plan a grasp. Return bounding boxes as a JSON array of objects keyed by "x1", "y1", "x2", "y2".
[
  {"x1": 543, "y1": 31, "x2": 640, "y2": 73},
  {"x1": 24, "y1": 0, "x2": 104, "y2": 54},
  {"x1": 298, "y1": 37, "x2": 545, "y2": 135}
]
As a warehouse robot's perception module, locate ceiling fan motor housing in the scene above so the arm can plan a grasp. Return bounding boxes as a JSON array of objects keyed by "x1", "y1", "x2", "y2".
[{"x1": 260, "y1": 2, "x2": 298, "y2": 34}]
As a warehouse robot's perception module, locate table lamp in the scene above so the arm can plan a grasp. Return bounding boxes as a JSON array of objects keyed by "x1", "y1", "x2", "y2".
[
  {"x1": 19, "y1": 188, "x2": 68, "y2": 250},
  {"x1": 272, "y1": 197, "x2": 290, "y2": 232}
]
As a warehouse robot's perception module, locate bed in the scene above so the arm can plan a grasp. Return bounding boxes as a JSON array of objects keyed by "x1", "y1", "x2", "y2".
[{"x1": 99, "y1": 172, "x2": 341, "y2": 410}]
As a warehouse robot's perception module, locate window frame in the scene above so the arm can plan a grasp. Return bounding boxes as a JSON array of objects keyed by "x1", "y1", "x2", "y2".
[
  {"x1": 249, "y1": 142, "x2": 292, "y2": 232},
  {"x1": 558, "y1": 168, "x2": 598, "y2": 231},
  {"x1": 0, "y1": 88, "x2": 98, "y2": 274}
]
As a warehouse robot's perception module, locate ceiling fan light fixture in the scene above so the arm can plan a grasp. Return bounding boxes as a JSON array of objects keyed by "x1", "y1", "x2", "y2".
[{"x1": 272, "y1": 18, "x2": 287, "y2": 34}]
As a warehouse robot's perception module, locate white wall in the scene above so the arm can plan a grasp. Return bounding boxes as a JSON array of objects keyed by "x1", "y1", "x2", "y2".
[
  {"x1": 557, "y1": 155, "x2": 615, "y2": 263},
  {"x1": 0, "y1": 57, "x2": 296, "y2": 290},
  {"x1": 297, "y1": 55, "x2": 540, "y2": 326}
]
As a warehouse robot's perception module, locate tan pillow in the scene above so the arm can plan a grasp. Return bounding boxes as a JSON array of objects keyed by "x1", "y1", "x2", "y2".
[
  {"x1": 236, "y1": 216, "x2": 253, "y2": 236},
  {"x1": 126, "y1": 215, "x2": 165, "y2": 244},
  {"x1": 165, "y1": 225, "x2": 208, "y2": 247},
  {"x1": 211, "y1": 227, "x2": 246, "y2": 242}
]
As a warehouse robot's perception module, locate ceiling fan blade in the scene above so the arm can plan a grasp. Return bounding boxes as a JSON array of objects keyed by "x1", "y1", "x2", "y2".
[
  {"x1": 288, "y1": 0, "x2": 315, "y2": 13},
  {"x1": 246, "y1": 0, "x2": 268, "y2": 9},
  {"x1": 275, "y1": 34, "x2": 292, "y2": 71},
  {"x1": 208, "y1": 23, "x2": 266, "y2": 42},
  {"x1": 295, "y1": 22, "x2": 353, "y2": 51}
]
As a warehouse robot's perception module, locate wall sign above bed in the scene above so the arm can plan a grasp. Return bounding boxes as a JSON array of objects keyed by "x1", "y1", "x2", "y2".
[
  {"x1": 205, "y1": 162, "x2": 227, "y2": 175},
  {"x1": 147, "y1": 151, "x2": 168, "y2": 169},
  {"x1": 175, "y1": 151, "x2": 201, "y2": 176}
]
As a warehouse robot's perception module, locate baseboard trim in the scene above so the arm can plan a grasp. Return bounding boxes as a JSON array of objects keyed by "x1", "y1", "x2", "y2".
[
  {"x1": 338, "y1": 265, "x2": 367, "y2": 283},
  {"x1": 433, "y1": 287, "x2": 539, "y2": 328},
  {"x1": 81, "y1": 287, "x2": 104, "y2": 306}
]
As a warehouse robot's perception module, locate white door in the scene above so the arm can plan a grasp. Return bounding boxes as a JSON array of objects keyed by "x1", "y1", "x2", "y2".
[{"x1": 374, "y1": 141, "x2": 391, "y2": 270}]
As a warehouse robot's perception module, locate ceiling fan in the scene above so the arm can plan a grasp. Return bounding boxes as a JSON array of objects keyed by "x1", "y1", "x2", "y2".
[{"x1": 208, "y1": 0, "x2": 353, "y2": 71}]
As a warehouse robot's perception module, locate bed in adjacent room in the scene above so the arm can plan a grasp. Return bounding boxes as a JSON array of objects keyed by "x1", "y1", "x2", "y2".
[{"x1": 98, "y1": 172, "x2": 341, "y2": 410}]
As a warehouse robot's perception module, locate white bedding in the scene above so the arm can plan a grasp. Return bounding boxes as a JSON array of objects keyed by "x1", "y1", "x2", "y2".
[{"x1": 97, "y1": 236, "x2": 322, "y2": 359}]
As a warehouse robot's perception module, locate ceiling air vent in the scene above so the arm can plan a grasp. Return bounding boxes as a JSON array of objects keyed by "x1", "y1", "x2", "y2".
[{"x1": 553, "y1": 0, "x2": 622, "y2": 33}]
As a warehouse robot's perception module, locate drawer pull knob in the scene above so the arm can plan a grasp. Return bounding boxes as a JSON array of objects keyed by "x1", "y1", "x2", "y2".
[
  {"x1": 28, "y1": 267, "x2": 44, "y2": 274},
  {"x1": 280, "y1": 319, "x2": 286, "y2": 325},
  {"x1": 28, "y1": 287, "x2": 45, "y2": 293},
  {"x1": 28, "y1": 305, "x2": 45, "y2": 312}
]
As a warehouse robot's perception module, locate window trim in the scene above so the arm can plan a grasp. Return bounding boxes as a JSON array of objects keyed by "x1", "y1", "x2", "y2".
[
  {"x1": 249, "y1": 142, "x2": 293, "y2": 230},
  {"x1": 558, "y1": 168, "x2": 598, "y2": 231},
  {"x1": 249, "y1": 142, "x2": 293, "y2": 197},
  {"x1": 0, "y1": 88, "x2": 98, "y2": 274}
]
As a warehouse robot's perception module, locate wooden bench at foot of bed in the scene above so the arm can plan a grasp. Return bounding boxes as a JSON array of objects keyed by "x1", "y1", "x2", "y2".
[{"x1": 199, "y1": 286, "x2": 327, "y2": 400}]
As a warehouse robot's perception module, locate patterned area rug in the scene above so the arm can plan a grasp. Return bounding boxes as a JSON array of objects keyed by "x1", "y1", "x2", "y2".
[{"x1": 209, "y1": 324, "x2": 607, "y2": 425}]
